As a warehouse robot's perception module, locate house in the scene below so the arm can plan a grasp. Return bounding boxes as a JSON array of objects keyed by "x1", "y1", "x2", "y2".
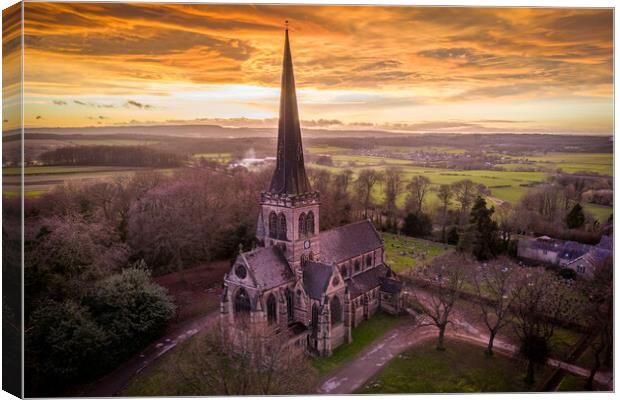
[{"x1": 517, "y1": 234, "x2": 612, "y2": 278}]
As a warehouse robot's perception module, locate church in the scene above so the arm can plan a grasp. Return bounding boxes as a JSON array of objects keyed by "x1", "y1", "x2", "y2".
[{"x1": 220, "y1": 26, "x2": 403, "y2": 357}]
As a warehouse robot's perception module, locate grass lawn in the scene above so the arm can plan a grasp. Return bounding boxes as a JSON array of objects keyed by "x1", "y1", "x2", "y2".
[
  {"x1": 557, "y1": 373, "x2": 607, "y2": 392},
  {"x1": 356, "y1": 339, "x2": 547, "y2": 394},
  {"x1": 550, "y1": 328, "x2": 585, "y2": 360},
  {"x1": 583, "y1": 203, "x2": 613, "y2": 223},
  {"x1": 382, "y1": 233, "x2": 454, "y2": 274},
  {"x1": 312, "y1": 313, "x2": 405, "y2": 376},
  {"x1": 122, "y1": 329, "x2": 213, "y2": 396}
]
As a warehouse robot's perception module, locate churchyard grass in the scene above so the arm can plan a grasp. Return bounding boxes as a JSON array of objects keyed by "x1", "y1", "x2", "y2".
[
  {"x1": 312, "y1": 313, "x2": 405, "y2": 376},
  {"x1": 356, "y1": 339, "x2": 549, "y2": 393},
  {"x1": 382, "y1": 233, "x2": 453, "y2": 274},
  {"x1": 557, "y1": 373, "x2": 606, "y2": 391}
]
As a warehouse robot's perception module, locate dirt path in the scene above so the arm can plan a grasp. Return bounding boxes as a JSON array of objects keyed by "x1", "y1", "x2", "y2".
[
  {"x1": 76, "y1": 311, "x2": 219, "y2": 397},
  {"x1": 318, "y1": 312, "x2": 613, "y2": 394}
]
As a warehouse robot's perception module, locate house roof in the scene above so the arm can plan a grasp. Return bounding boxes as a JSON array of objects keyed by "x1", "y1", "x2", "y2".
[
  {"x1": 241, "y1": 246, "x2": 294, "y2": 289},
  {"x1": 320, "y1": 220, "x2": 383, "y2": 264},
  {"x1": 519, "y1": 237, "x2": 593, "y2": 260},
  {"x1": 302, "y1": 261, "x2": 333, "y2": 300},
  {"x1": 598, "y1": 235, "x2": 613, "y2": 250}
]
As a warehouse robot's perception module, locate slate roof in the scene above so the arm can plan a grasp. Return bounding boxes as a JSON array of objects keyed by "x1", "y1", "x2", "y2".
[
  {"x1": 302, "y1": 261, "x2": 333, "y2": 300},
  {"x1": 349, "y1": 267, "x2": 382, "y2": 297},
  {"x1": 380, "y1": 278, "x2": 402, "y2": 294},
  {"x1": 241, "y1": 246, "x2": 294, "y2": 289},
  {"x1": 598, "y1": 235, "x2": 613, "y2": 250},
  {"x1": 519, "y1": 237, "x2": 593, "y2": 260},
  {"x1": 320, "y1": 220, "x2": 383, "y2": 264},
  {"x1": 559, "y1": 241, "x2": 593, "y2": 260}
]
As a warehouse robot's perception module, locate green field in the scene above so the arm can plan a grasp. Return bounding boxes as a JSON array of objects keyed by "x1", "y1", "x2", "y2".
[
  {"x1": 382, "y1": 233, "x2": 453, "y2": 274},
  {"x1": 2, "y1": 166, "x2": 177, "y2": 198},
  {"x1": 307, "y1": 150, "x2": 612, "y2": 222},
  {"x1": 356, "y1": 339, "x2": 547, "y2": 393},
  {"x1": 192, "y1": 152, "x2": 232, "y2": 162},
  {"x1": 306, "y1": 146, "x2": 348, "y2": 154},
  {"x1": 312, "y1": 313, "x2": 405, "y2": 376}
]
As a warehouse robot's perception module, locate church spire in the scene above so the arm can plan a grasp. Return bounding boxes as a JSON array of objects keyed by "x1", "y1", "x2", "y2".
[{"x1": 268, "y1": 22, "x2": 311, "y2": 195}]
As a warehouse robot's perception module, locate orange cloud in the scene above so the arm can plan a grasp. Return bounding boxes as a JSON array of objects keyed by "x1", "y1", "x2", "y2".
[{"x1": 10, "y1": 3, "x2": 613, "y2": 133}]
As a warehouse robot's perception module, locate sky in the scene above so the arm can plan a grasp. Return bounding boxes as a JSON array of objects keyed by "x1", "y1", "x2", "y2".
[{"x1": 4, "y1": 3, "x2": 614, "y2": 134}]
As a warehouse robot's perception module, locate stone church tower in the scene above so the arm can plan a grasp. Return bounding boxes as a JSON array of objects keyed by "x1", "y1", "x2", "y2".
[
  {"x1": 256, "y1": 26, "x2": 320, "y2": 274},
  {"x1": 221, "y1": 25, "x2": 403, "y2": 359}
]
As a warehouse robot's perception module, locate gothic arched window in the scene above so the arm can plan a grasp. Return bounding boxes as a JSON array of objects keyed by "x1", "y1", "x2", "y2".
[
  {"x1": 354, "y1": 260, "x2": 361, "y2": 272},
  {"x1": 366, "y1": 254, "x2": 372, "y2": 267},
  {"x1": 285, "y1": 288, "x2": 294, "y2": 323},
  {"x1": 306, "y1": 211, "x2": 315, "y2": 235},
  {"x1": 234, "y1": 288, "x2": 251, "y2": 318},
  {"x1": 278, "y1": 213, "x2": 287, "y2": 240},
  {"x1": 267, "y1": 293, "x2": 277, "y2": 325},
  {"x1": 269, "y1": 212, "x2": 278, "y2": 239},
  {"x1": 298, "y1": 213, "x2": 306, "y2": 238},
  {"x1": 330, "y1": 296, "x2": 342, "y2": 325}
]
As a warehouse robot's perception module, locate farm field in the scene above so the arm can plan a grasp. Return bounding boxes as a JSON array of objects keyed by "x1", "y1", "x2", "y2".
[
  {"x1": 382, "y1": 233, "x2": 453, "y2": 274},
  {"x1": 2, "y1": 166, "x2": 177, "y2": 197},
  {"x1": 307, "y1": 149, "x2": 612, "y2": 222},
  {"x1": 356, "y1": 339, "x2": 548, "y2": 393}
]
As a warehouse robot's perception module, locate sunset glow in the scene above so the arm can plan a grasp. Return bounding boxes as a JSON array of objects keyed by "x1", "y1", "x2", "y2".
[{"x1": 14, "y1": 3, "x2": 614, "y2": 134}]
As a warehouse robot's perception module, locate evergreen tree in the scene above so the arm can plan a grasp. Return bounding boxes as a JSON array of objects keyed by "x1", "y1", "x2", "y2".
[
  {"x1": 402, "y1": 212, "x2": 432, "y2": 237},
  {"x1": 566, "y1": 203, "x2": 585, "y2": 229},
  {"x1": 468, "y1": 196, "x2": 499, "y2": 261}
]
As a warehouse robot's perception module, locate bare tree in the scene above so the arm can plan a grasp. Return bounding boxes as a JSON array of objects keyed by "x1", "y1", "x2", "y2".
[
  {"x1": 511, "y1": 267, "x2": 568, "y2": 385},
  {"x1": 451, "y1": 179, "x2": 481, "y2": 225},
  {"x1": 355, "y1": 169, "x2": 381, "y2": 218},
  {"x1": 412, "y1": 253, "x2": 467, "y2": 350},
  {"x1": 176, "y1": 322, "x2": 316, "y2": 395},
  {"x1": 436, "y1": 184, "x2": 453, "y2": 243},
  {"x1": 406, "y1": 175, "x2": 431, "y2": 214},
  {"x1": 383, "y1": 167, "x2": 402, "y2": 222},
  {"x1": 471, "y1": 257, "x2": 518, "y2": 355},
  {"x1": 581, "y1": 256, "x2": 613, "y2": 390}
]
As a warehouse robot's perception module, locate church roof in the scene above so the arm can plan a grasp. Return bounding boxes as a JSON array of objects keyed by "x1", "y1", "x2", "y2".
[
  {"x1": 320, "y1": 220, "x2": 383, "y2": 264},
  {"x1": 302, "y1": 261, "x2": 333, "y2": 300},
  {"x1": 349, "y1": 267, "x2": 383, "y2": 298},
  {"x1": 380, "y1": 277, "x2": 402, "y2": 294},
  {"x1": 268, "y1": 26, "x2": 312, "y2": 195},
  {"x1": 241, "y1": 246, "x2": 294, "y2": 289},
  {"x1": 349, "y1": 264, "x2": 401, "y2": 298}
]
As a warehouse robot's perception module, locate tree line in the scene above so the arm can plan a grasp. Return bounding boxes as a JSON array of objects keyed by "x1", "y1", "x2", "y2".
[{"x1": 40, "y1": 145, "x2": 186, "y2": 167}]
